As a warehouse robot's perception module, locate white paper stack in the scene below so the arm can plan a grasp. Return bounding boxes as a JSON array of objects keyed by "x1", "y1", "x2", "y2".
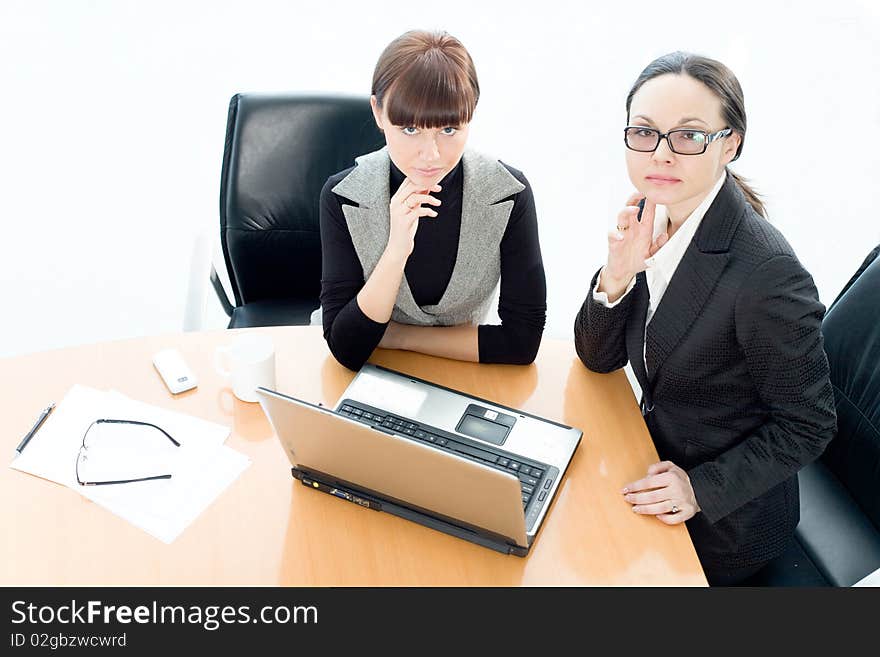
[{"x1": 10, "y1": 384, "x2": 250, "y2": 543}]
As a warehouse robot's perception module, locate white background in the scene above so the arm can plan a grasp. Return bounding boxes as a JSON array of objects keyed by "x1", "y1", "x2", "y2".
[{"x1": 1, "y1": 0, "x2": 878, "y2": 358}]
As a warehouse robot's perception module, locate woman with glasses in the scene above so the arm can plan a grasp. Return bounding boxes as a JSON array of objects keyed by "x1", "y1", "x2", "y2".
[
  {"x1": 319, "y1": 30, "x2": 546, "y2": 370},
  {"x1": 574, "y1": 52, "x2": 836, "y2": 586}
]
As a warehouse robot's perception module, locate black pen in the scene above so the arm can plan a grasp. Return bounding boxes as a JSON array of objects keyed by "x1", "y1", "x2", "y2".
[{"x1": 15, "y1": 403, "x2": 55, "y2": 455}]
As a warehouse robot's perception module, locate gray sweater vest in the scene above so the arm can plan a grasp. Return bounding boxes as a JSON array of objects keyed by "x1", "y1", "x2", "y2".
[{"x1": 331, "y1": 147, "x2": 524, "y2": 326}]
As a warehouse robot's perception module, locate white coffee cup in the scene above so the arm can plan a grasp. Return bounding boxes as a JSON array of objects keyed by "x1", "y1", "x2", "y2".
[{"x1": 214, "y1": 334, "x2": 276, "y2": 403}]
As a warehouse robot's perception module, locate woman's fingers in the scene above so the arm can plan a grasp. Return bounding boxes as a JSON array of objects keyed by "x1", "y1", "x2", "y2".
[
  {"x1": 391, "y1": 179, "x2": 442, "y2": 204},
  {"x1": 413, "y1": 206, "x2": 438, "y2": 219},
  {"x1": 390, "y1": 177, "x2": 416, "y2": 204},
  {"x1": 624, "y1": 489, "x2": 667, "y2": 505},
  {"x1": 607, "y1": 196, "x2": 657, "y2": 281},
  {"x1": 615, "y1": 206, "x2": 640, "y2": 232},
  {"x1": 402, "y1": 193, "x2": 442, "y2": 210},
  {"x1": 622, "y1": 192, "x2": 655, "y2": 234},
  {"x1": 625, "y1": 192, "x2": 644, "y2": 207},
  {"x1": 631, "y1": 499, "x2": 679, "y2": 515},
  {"x1": 627, "y1": 494, "x2": 695, "y2": 523},
  {"x1": 621, "y1": 471, "x2": 671, "y2": 494},
  {"x1": 657, "y1": 510, "x2": 690, "y2": 525},
  {"x1": 647, "y1": 460, "x2": 676, "y2": 476},
  {"x1": 640, "y1": 198, "x2": 656, "y2": 234},
  {"x1": 615, "y1": 205, "x2": 659, "y2": 243},
  {"x1": 387, "y1": 179, "x2": 443, "y2": 260},
  {"x1": 400, "y1": 208, "x2": 437, "y2": 230},
  {"x1": 648, "y1": 232, "x2": 669, "y2": 257},
  {"x1": 623, "y1": 461, "x2": 697, "y2": 524}
]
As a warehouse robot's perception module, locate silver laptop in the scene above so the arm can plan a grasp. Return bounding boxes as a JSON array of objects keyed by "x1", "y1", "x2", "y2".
[{"x1": 256, "y1": 364, "x2": 582, "y2": 556}]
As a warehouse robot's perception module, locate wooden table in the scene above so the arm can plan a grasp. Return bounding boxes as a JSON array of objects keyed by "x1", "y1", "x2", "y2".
[{"x1": 1, "y1": 327, "x2": 706, "y2": 585}]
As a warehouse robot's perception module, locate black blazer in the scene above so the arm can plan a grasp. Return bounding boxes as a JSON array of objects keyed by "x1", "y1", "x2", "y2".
[{"x1": 574, "y1": 176, "x2": 837, "y2": 576}]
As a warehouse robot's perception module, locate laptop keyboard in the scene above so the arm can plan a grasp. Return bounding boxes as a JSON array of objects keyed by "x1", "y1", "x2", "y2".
[{"x1": 337, "y1": 401, "x2": 555, "y2": 514}]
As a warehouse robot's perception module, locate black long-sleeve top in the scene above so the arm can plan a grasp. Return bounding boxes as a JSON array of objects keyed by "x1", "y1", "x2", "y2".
[{"x1": 319, "y1": 159, "x2": 546, "y2": 371}]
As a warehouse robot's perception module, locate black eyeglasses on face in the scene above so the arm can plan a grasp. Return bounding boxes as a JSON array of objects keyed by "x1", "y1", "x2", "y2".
[
  {"x1": 624, "y1": 126, "x2": 732, "y2": 155},
  {"x1": 76, "y1": 418, "x2": 180, "y2": 486}
]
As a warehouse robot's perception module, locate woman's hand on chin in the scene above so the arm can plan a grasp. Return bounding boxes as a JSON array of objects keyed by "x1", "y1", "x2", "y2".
[
  {"x1": 385, "y1": 177, "x2": 442, "y2": 264},
  {"x1": 598, "y1": 193, "x2": 668, "y2": 301}
]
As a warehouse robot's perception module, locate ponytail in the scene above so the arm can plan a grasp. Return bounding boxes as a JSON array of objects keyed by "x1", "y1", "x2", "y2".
[{"x1": 727, "y1": 169, "x2": 766, "y2": 218}]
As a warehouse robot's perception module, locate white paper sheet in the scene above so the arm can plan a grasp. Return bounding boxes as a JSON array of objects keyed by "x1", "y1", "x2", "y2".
[{"x1": 10, "y1": 384, "x2": 250, "y2": 543}]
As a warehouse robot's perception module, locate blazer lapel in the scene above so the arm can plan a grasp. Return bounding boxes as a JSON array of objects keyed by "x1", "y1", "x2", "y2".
[
  {"x1": 626, "y1": 271, "x2": 652, "y2": 403},
  {"x1": 332, "y1": 148, "x2": 425, "y2": 320},
  {"x1": 644, "y1": 175, "x2": 747, "y2": 379},
  {"x1": 424, "y1": 150, "x2": 525, "y2": 314}
]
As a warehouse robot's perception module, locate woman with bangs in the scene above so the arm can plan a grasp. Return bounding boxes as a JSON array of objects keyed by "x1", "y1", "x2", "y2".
[
  {"x1": 319, "y1": 30, "x2": 546, "y2": 370},
  {"x1": 574, "y1": 52, "x2": 836, "y2": 585}
]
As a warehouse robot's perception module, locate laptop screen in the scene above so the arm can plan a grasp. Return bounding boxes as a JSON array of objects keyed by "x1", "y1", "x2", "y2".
[{"x1": 257, "y1": 387, "x2": 530, "y2": 547}]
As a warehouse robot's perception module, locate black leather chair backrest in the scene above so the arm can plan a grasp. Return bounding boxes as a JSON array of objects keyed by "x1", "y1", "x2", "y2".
[
  {"x1": 821, "y1": 244, "x2": 880, "y2": 529},
  {"x1": 219, "y1": 94, "x2": 385, "y2": 307}
]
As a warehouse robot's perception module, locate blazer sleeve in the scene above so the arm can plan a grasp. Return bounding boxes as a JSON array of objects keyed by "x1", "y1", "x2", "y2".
[
  {"x1": 688, "y1": 254, "x2": 838, "y2": 524},
  {"x1": 573, "y1": 268, "x2": 638, "y2": 373}
]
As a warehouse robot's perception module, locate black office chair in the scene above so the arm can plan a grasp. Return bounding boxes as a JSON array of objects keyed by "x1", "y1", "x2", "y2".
[
  {"x1": 745, "y1": 244, "x2": 880, "y2": 586},
  {"x1": 211, "y1": 93, "x2": 385, "y2": 328}
]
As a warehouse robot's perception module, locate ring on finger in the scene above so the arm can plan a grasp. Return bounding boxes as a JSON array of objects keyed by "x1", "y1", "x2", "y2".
[
  {"x1": 670, "y1": 504, "x2": 679, "y2": 514},
  {"x1": 616, "y1": 225, "x2": 629, "y2": 231}
]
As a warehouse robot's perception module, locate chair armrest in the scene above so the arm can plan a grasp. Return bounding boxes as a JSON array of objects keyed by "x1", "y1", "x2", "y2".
[
  {"x1": 183, "y1": 228, "x2": 235, "y2": 331},
  {"x1": 183, "y1": 228, "x2": 212, "y2": 331},
  {"x1": 210, "y1": 264, "x2": 234, "y2": 318}
]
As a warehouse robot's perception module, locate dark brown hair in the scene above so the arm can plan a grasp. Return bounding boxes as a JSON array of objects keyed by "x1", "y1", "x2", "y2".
[
  {"x1": 626, "y1": 51, "x2": 766, "y2": 217},
  {"x1": 372, "y1": 30, "x2": 479, "y2": 129}
]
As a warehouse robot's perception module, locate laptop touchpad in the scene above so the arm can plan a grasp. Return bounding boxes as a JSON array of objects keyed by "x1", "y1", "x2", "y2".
[{"x1": 455, "y1": 405, "x2": 515, "y2": 446}]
